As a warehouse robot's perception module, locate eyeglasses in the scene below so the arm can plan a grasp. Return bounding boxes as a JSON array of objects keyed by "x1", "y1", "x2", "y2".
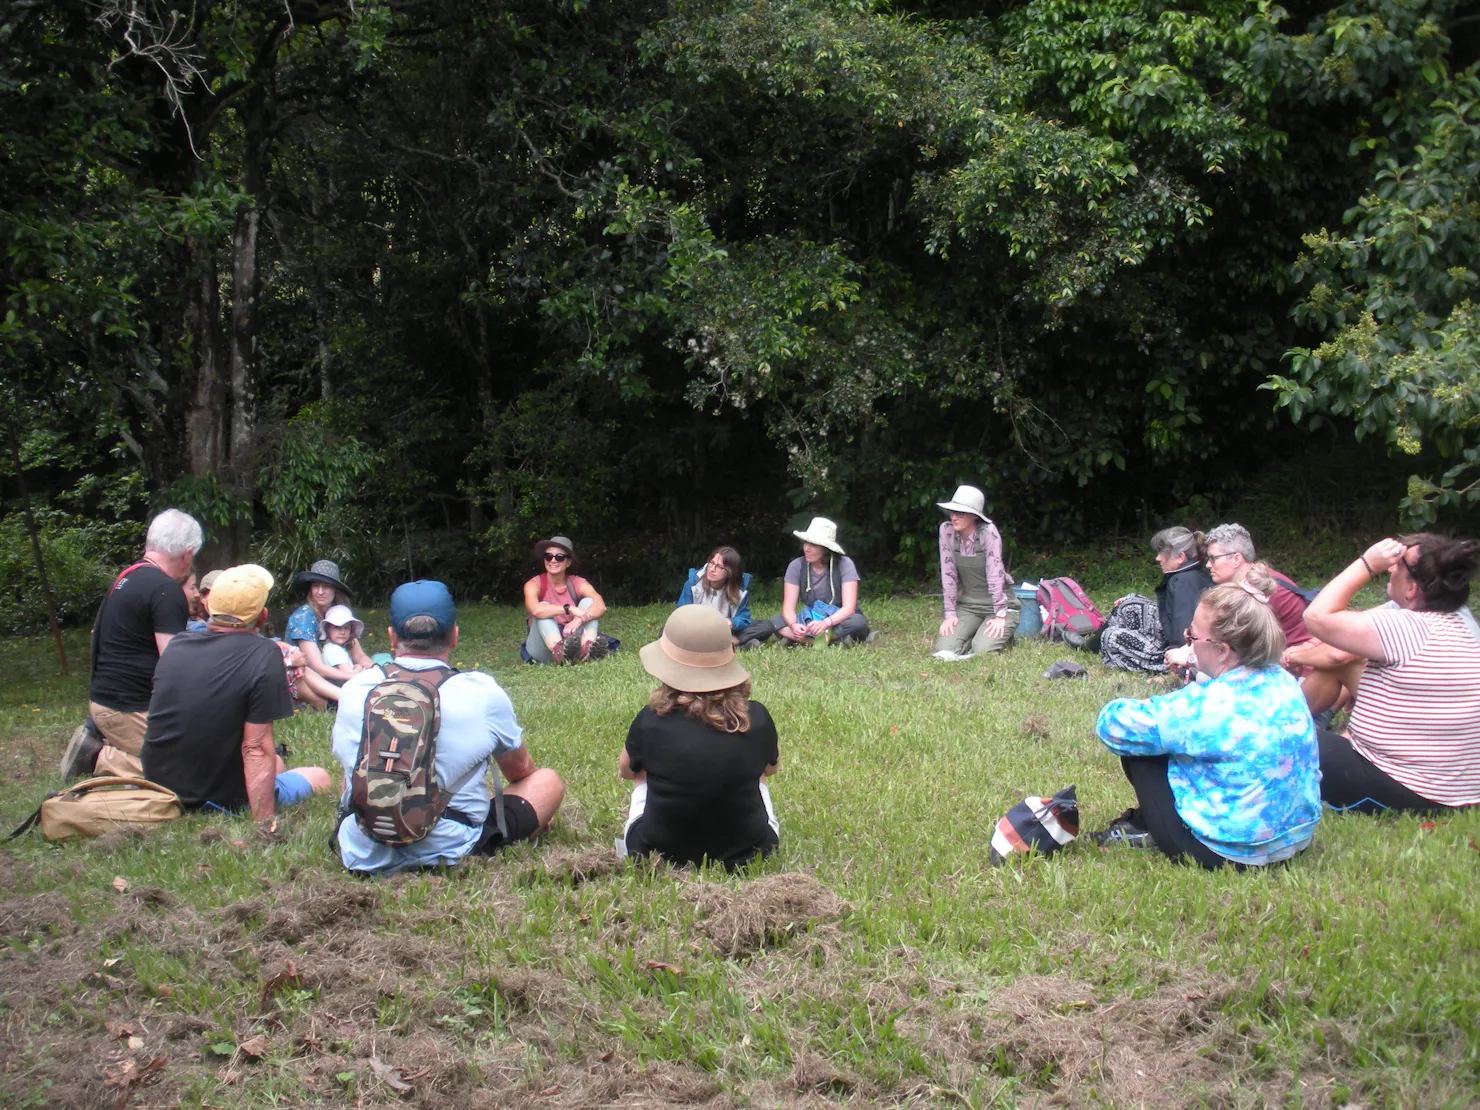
[
  {"x1": 1184, "y1": 626, "x2": 1222, "y2": 647},
  {"x1": 1400, "y1": 548, "x2": 1419, "y2": 574},
  {"x1": 543, "y1": 551, "x2": 570, "y2": 564},
  {"x1": 1206, "y1": 552, "x2": 1240, "y2": 564}
]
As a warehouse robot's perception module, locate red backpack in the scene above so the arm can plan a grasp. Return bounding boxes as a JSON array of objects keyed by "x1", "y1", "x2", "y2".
[{"x1": 1036, "y1": 577, "x2": 1105, "y2": 650}]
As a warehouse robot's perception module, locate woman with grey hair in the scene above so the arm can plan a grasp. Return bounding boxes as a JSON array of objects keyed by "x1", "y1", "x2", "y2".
[{"x1": 1152, "y1": 526, "x2": 1212, "y2": 670}]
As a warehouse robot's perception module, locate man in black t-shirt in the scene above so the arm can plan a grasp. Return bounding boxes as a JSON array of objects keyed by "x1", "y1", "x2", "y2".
[
  {"x1": 63, "y1": 509, "x2": 202, "y2": 779},
  {"x1": 141, "y1": 564, "x2": 331, "y2": 824}
]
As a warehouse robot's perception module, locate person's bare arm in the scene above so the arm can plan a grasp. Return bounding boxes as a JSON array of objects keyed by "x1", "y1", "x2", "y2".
[
  {"x1": 154, "y1": 632, "x2": 176, "y2": 655},
  {"x1": 241, "y1": 721, "x2": 278, "y2": 825},
  {"x1": 618, "y1": 747, "x2": 640, "y2": 781},
  {"x1": 1303, "y1": 539, "x2": 1402, "y2": 660},
  {"x1": 298, "y1": 639, "x2": 346, "y2": 681},
  {"x1": 762, "y1": 761, "x2": 779, "y2": 778},
  {"x1": 349, "y1": 638, "x2": 373, "y2": 668},
  {"x1": 494, "y1": 744, "x2": 537, "y2": 785},
  {"x1": 573, "y1": 580, "x2": 607, "y2": 621},
  {"x1": 781, "y1": 581, "x2": 802, "y2": 632},
  {"x1": 807, "y1": 579, "x2": 859, "y2": 637},
  {"x1": 524, "y1": 578, "x2": 566, "y2": 620}
]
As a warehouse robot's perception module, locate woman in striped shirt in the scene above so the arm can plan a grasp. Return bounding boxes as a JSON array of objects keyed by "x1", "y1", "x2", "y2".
[{"x1": 1303, "y1": 534, "x2": 1480, "y2": 814}]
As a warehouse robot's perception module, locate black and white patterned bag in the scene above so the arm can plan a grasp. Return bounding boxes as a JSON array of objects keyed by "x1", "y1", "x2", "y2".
[{"x1": 1099, "y1": 594, "x2": 1166, "y2": 673}]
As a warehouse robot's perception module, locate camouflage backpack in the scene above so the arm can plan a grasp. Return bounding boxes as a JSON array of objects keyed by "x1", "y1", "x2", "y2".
[{"x1": 349, "y1": 663, "x2": 459, "y2": 845}]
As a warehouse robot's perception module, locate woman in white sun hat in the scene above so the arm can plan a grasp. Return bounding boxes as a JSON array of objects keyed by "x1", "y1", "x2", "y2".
[
  {"x1": 933, "y1": 485, "x2": 1019, "y2": 660},
  {"x1": 619, "y1": 605, "x2": 781, "y2": 869},
  {"x1": 770, "y1": 517, "x2": 871, "y2": 646}
]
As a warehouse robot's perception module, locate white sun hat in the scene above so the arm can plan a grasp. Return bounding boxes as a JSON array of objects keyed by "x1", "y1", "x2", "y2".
[
  {"x1": 936, "y1": 485, "x2": 990, "y2": 522},
  {"x1": 792, "y1": 517, "x2": 845, "y2": 555}
]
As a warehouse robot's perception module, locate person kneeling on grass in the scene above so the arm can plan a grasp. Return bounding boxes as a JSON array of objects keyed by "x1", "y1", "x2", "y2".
[
  {"x1": 140, "y1": 565, "x2": 333, "y2": 828},
  {"x1": 332, "y1": 580, "x2": 565, "y2": 874},
  {"x1": 1092, "y1": 568, "x2": 1322, "y2": 869},
  {"x1": 1302, "y1": 534, "x2": 1480, "y2": 815},
  {"x1": 619, "y1": 606, "x2": 780, "y2": 870}
]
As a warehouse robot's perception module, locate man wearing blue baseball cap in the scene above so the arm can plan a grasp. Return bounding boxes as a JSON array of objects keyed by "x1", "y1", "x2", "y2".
[{"x1": 329, "y1": 580, "x2": 565, "y2": 874}]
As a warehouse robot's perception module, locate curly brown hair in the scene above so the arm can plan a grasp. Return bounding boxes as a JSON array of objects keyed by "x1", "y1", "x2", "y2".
[{"x1": 649, "y1": 680, "x2": 753, "y2": 733}]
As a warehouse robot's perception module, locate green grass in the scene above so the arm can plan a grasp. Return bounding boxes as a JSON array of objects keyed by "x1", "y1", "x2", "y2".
[{"x1": 1, "y1": 571, "x2": 1477, "y2": 1108}]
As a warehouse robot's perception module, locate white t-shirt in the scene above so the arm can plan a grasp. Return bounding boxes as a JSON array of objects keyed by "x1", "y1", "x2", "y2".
[{"x1": 321, "y1": 641, "x2": 352, "y2": 669}]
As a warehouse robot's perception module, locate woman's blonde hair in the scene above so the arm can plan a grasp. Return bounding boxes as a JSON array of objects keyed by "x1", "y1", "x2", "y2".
[
  {"x1": 1199, "y1": 563, "x2": 1285, "y2": 668},
  {"x1": 649, "y1": 680, "x2": 752, "y2": 733}
]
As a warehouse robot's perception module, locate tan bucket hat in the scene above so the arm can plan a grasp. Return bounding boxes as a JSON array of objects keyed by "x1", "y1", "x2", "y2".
[
  {"x1": 936, "y1": 484, "x2": 990, "y2": 522},
  {"x1": 640, "y1": 606, "x2": 749, "y2": 693},
  {"x1": 792, "y1": 516, "x2": 845, "y2": 555}
]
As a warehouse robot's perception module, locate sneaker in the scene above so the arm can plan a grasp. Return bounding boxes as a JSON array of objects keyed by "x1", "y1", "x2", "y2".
[
  {"x1": 560, "y1": 633, "x2": 583, "y2": 664},
  {"x1": 1091, "y1": 808, "x2": 1157, "y2": 850},
  {"x1": 549, "y1": 637, "x2": 566, "y2": 665},
  {"x1": 583, "y1": 637, "x2": 609, "y2": 662},
  {"x1": 864, "y1": 630, "x2": 880, "y2": 644},
  {"x1": 931, "y1": 649, "x2": 974, "y2": 662},
  {"x1": 60, "y1": 722, "x2": 103, "y2": 779}
]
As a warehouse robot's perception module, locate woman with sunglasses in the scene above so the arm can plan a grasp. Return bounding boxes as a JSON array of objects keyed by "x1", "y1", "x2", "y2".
[
  {"x1": 1302, "y1": 534, "x2": 1480, "y2": 814},
  {"x1": 1093, "y1": 566, "x2": 1322, "y2": 869},
  {"x1": 523, "y1": 535, "x2": 608, "y2": 664}
]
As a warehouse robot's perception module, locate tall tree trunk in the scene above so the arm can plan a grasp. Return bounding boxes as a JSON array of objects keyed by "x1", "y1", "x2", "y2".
[
  {"x1": 182, "y1": 236, "x2": 226, "y2": 479},
  {"x1": 224, "y1": 76, "x2": 272, "y2": 564}
]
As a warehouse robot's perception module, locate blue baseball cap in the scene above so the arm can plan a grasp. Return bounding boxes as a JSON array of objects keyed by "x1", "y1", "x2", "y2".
[{"x1": 389, "y1": 580, "x2": 456, "y2": 636}]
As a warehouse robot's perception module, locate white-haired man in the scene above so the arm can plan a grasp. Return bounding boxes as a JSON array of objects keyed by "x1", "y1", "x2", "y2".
[{"x1": 62, "y1": 509, "x2": 202, "y2": 778}]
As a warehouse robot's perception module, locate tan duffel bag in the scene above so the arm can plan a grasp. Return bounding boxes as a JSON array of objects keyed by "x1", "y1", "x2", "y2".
[{"x1": 7, "y1": 776, "x2": 184, "y2": 842}]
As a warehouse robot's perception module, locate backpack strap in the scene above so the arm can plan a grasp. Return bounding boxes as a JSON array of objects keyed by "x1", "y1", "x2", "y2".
[
  {"x1": 90, "y1": 560, "x2": 155, "y2": 673},
  {"x1": 6, "y1": 799, "x2": 52, "y2": 841}
]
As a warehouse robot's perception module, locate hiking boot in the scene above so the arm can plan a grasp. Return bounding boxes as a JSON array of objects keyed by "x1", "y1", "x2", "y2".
[
  {"x1": 1091, "y1": 808, "x2": 1157, "y2": 850},
  {"x1": 60, "y1": 721, "x2": 103, "y2": 779},
  {"x1": 560, "y1": 633, "x2": 583, "y2": 664},
  {"x1": 549, "y1": 637, "x2": 566, "y2": 665},
  {"x1": 583, "y1": 636, "x2": 609, "y2": 662}
]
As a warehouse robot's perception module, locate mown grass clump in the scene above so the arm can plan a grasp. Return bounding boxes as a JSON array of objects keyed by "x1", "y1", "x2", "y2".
[{"x1": 0, "y1": 565, "x2": 1476, "y2": 1108}]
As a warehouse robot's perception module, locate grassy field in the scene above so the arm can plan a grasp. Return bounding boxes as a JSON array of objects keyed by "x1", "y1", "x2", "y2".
[{"x1": 1, "y1": 573, "x2": 1477, "y2": 1109}]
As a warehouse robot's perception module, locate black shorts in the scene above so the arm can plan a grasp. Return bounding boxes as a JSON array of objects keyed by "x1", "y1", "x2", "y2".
[{"x1": 473, "y1": 794, "x2": 541, "y2": 854}]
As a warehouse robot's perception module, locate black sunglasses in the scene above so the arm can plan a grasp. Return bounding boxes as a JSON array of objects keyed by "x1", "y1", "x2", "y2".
[{"x1": 543, "y1": 551, "x2": 570, "y2": 564}]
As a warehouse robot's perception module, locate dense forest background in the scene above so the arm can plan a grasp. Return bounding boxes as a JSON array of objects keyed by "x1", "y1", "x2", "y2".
[{"x1": 3, "y1": 0, "x2": 1479, "y2": 627}]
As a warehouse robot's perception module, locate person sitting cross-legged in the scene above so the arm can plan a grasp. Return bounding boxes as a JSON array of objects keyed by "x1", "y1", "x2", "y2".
[
  {"x1": 140, "y1": 565, "x2": 333, "y2": 826},
  {"x1": 620, "y1": 606, "x2": 780, "y2": 870},
  {"x1": 1093, "y1": 568, "x2": 1322, "y2": 869},
  {"x1": 332, "y1": 580, "x2": 565, "y2": 874}
]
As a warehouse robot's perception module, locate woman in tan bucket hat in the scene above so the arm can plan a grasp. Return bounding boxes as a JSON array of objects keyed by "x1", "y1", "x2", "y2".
[{"x1": 618, "y1": 606, "x2": 780, "y2": 869}]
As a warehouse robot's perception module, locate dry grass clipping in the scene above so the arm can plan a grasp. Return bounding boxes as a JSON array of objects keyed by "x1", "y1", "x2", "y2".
[{"x1": 687, "y1": 873, "x2": 849, "y2": 958}]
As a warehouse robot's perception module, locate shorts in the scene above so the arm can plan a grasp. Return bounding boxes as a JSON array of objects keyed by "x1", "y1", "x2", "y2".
[
  {"x1": 472, "y1": 794, "x2": 541, "y2": 854},
  {"x1": 274, "y1": 771, "x2": 316, "y2": 808}
]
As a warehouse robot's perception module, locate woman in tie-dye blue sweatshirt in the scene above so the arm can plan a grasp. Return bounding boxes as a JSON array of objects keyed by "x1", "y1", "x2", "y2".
[{"x1": 1095, "y1": 566, "x2": 1322, "y2": 869}]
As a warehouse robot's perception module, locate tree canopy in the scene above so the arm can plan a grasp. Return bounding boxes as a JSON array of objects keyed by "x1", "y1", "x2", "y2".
[{"x1": 3, "y1": 0, "x2": 1478, "y2": 609}]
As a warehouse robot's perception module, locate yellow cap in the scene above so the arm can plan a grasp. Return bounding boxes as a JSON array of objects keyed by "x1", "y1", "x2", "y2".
[{"x1": 207, "y1": 564, "x2": 274, "y2": 626}]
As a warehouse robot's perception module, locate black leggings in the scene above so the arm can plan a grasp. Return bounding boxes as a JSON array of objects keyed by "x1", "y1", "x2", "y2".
[
  {"x1": 1317, "y1": 730, "x2": 1462, "y2": 815},
  {"x1": 1120, "y1": 755, "x2": 1242, "y2": 871}
]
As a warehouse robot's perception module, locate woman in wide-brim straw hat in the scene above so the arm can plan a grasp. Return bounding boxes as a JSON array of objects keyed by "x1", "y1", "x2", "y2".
[
  {"x1": 770, "y1": 516, "x2": 872, "y2": 646},
  {"x1": 522, "y1": 535, "x2": 608, "y2": 664},
  {"x1": 933, "y1": 485, "x2": 1020, "y2": 661},
  {"x1": 285, "y1": 559, "x2": 370, "y2": 705},
  {"x1": 618, "y1": 606, "x2": 780, "y2": 869}
]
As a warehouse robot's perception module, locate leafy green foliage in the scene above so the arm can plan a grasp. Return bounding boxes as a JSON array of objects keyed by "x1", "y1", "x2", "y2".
[{"x1": 1271, "y1": 71, "x2": 1480, "y2": 522}]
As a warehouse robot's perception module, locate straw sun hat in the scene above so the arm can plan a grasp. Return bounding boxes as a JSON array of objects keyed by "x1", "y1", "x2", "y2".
[
  {"x1": 640, "y1": 606, "x2": 749, "y2": 694},
  {"x1": 936, "y1": 485, "x2": 990, "y2": 522},
  {"x1": 792, "y1": 517, "x2": 845, "y2": 555}
]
